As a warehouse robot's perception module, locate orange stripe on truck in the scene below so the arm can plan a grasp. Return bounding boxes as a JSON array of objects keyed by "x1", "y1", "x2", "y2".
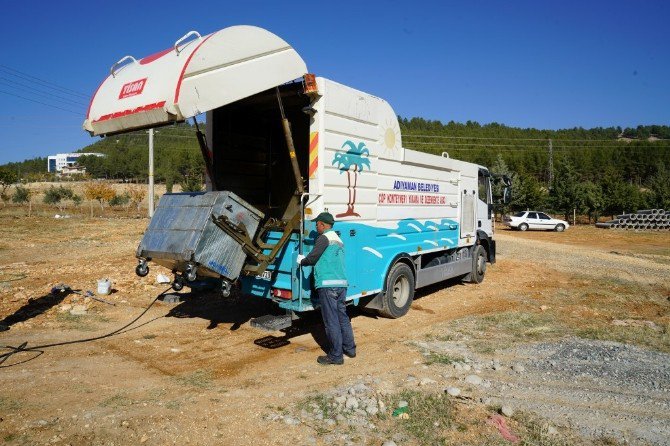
[{"x1": 309, "y1": 131, "x2": 318, "y2": 178}]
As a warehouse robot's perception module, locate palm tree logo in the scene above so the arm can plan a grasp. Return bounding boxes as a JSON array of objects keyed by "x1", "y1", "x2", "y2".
[{"x1": 332, "y1": 140, "x2": 371, "y2": 218}]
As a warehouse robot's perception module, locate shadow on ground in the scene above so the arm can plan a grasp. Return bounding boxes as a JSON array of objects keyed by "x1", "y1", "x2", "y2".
[
  {"x1": 0, "y1": 288, "x2": 72, "y2": 330},
  {"x1": 164, "y1": 288, "x2": 376, "y2": 356}
]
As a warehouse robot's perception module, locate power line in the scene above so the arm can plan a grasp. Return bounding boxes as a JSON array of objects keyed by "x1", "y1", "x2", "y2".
[
  {"x1": 0, "y1": 90, "x2": 82, "y2": 116},
  {"x1": 404, "y1": 134, "x2": 548, "y2": 141},
  {"x1": 403, "y1": 133, "x2": 670, "y2": 143},
  {"x1": 0, "y1": 64, "x2": 89, "y2": 99},
  {"x1": 406, "y1": 142, "x2": 670, "y2": 150},
  {"x1": 0, "y1": 77, "x2": 88, "y2": 108}
]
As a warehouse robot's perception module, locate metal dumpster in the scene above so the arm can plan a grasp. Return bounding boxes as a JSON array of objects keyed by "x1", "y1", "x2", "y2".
[{"x1": 136, "y1": 191, "x2": 264, "y2": 287}]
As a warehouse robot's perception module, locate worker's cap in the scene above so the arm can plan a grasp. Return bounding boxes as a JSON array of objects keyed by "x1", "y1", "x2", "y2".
[{"x1": 313, "y1": 212, "x2": 335, "y2": 226}]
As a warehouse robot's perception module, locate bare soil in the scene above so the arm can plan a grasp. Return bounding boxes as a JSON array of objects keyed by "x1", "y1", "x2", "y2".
[{"x1": 0, "y1": 216, "x2": 668, "y2": 445}]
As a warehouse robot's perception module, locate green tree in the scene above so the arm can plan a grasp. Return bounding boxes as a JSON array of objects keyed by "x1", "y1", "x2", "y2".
[
  {"x1": 490, "y1": 153, "x2": 516, "y2": 215},
  {"x1": 0, "y1": 168, "x2": 18, "y2": 202},
  {"x1": 43, "y1": 186, "x2": 78, "y2": 212},
  {"x1": 648, "y1": 163, "x2": 670, "y2": 209},
  {"x1": 12, "y1": 185, "x2": 31, "y2": 204},
  {"x1": 12, "y1": 185, "x2": 33, "y2": 216},
  {"x1": 550, "y1": 161, "x2": 579, "y2": 220},
  {"x1": 179, "y1": 171, "x2": 204, "y2": 192},
  {"x1": 575, "y1": 181, "x2": 604, "y2": 223},
  {"x1": 515, "y1": 174, "x2": 548, "y2": 211}
]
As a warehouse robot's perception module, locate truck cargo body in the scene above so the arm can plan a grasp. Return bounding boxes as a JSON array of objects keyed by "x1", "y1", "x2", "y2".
[{"x1": 205, "y1": 77, "x2": 494, "y2": 312}]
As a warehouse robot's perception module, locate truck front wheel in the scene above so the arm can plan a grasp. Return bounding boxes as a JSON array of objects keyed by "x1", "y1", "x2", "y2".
[
  {"x1": 378, "y1": 263, "x2": 415, "y2": 319},
  {"x1": 469, "y1": 245, "x2": 487, "y2": 284}
]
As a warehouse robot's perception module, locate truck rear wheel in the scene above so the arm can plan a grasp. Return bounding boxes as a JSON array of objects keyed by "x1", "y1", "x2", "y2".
[{"x1": 378, "y1": 263, "x2": 415, "y2": 319}]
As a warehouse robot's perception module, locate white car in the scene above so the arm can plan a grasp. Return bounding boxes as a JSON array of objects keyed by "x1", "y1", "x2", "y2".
[{"x1": 503, "y1": 211, "x2": 569, "y2": 232}]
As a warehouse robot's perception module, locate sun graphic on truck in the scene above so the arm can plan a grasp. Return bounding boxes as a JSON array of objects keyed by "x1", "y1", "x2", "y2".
[{"x1": 380, "y1": 118, "x2": 401, "y2": 156}]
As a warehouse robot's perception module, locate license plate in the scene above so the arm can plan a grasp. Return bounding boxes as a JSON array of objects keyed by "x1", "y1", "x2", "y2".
[{"x1": 257, "y1": 270, "x2": 272, "y2": 281}]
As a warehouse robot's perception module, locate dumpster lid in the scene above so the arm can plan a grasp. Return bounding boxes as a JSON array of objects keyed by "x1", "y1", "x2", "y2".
[{"x1": 83, "y1": 25, "x2": 307, "y2": 136}]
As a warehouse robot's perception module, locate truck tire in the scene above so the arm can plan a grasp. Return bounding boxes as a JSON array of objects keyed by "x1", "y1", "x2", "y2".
[
  {"x1": 518, "y1": 223, "x2": 528, "y2": 231},
  {"x1": 378, "y1": 263, "x2": 415, "y2": 319},
  {"x1": 469, "y1": 245, "x2": 487, "y2": 284}
]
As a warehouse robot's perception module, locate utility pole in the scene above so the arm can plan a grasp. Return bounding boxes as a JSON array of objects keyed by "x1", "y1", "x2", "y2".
[
  {"x1": 148, "y1": 129, "x2": 154, "y2": 218},
  {"x1": 548, "y1": 138, "x2": 553, "y2": 188}
]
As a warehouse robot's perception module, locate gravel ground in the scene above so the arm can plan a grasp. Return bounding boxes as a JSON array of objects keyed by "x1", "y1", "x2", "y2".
[
  {"x1": 485, "y1": 338, "x2": 670, "y2": 445},
  {"x1": 495, "y1": 232, "x2": 670, "y2": 285}
]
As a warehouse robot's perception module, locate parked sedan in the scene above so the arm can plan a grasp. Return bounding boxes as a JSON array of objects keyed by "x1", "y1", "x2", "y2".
[{"x1": 503, "y1": 211, "x2": 570, "y2": 232}]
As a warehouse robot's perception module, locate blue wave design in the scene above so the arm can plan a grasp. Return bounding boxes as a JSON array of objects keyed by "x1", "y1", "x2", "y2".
[{"x1": 242, "y1": 218, "x2": 460, "y2": 311}]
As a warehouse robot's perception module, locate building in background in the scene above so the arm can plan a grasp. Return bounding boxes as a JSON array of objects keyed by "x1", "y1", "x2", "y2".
[{"x1": 47, "y1": 152, "x2": 105, "y2": 175}]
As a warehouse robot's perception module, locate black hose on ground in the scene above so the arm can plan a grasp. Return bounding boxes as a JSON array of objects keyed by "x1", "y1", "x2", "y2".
[{"x1": 0, "y1": 286, "x2": 172, "y2": 368}]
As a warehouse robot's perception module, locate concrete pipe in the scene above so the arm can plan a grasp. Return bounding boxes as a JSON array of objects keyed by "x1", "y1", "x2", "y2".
[{"x1": 637, "y1": 209, "x2": 653, "y2": 215}]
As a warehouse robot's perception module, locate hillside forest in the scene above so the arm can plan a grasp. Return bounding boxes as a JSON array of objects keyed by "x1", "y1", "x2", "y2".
[{"x1": 1, "y1": 120, "x2": 669, "y2": 221}]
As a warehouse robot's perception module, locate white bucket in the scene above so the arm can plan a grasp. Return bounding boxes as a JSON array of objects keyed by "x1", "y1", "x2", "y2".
[{"x1": 97, "y1": 279, "x2": 111, "y2": 295}]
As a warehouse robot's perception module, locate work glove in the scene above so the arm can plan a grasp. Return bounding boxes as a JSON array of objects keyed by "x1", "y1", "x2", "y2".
[{"x1": 296, "y1": 254, "x2": 305, "y2": 265}]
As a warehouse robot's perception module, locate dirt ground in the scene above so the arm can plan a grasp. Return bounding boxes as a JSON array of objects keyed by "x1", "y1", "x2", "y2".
[{"x1": 0, "y1": 215, "x2": 668, "y2": 445}]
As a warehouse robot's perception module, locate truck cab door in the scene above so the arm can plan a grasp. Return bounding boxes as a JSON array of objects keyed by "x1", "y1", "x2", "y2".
[{"x1": 477, "y1": 169, "x2": 493, "y2": 236}]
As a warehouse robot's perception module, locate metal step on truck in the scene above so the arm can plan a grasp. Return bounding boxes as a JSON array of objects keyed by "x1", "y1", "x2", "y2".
[{"x1": 84, "y1": 25, "x2": 510, "y2": 329}]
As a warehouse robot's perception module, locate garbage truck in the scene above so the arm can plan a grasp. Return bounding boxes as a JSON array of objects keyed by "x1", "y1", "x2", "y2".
[{"x1": 84, "y1": 25, "x2": 510, "y2": 328}]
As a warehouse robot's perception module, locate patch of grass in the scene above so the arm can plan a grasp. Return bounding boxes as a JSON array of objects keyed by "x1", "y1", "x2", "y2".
[
  {"x1": 514, "y1": 413, "x2": 572, "y2": 446},
  {"x1": 480, "y1": 311, "x2": 562, "y2": 341},
  {"x1": 593, "y1": 436, "x2": 627, "y2": 446},
  {"x1": 424, "y1": 353, "x2": 464, "y2": 365},
  {"x1": 266, "y1": 404, "x2": 289, "y2": 416},
  {"x1": 577, "y1": 323, "x2": 670, "y2": 354},
  {"x1": 507, "y1": 411, "x2": 618, "y2": 446},
  {"x1": 0, "y1": 396, "x2": 21, "y2": 411},
  {"x1": 425, "y1": 333, "x2": 456, "y2": 342},
  {"x1": 165, "y1": 400, "x2": 181, "y2": 410},
  {"x1": 55, "y1": 312, "x2": 108, "y2": 331},
  {"x1": 387, "y1": 390, "x2": 452, "y2": 446},
  {"x1": 296, "y1": 393, "x2": 333, "y2": 420},
  {"x1": 99, "y1": 393, "x2": 132, "y2": 408},
  {"x1": 175, "y1": 370, "x2": 213, "y2": 389}
]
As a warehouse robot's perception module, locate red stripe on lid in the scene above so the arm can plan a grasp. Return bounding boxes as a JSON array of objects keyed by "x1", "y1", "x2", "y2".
[
  {"x1": 174, "y1": 33, "x2": 216, "y2": 104},
  {"x1": 93, "y1": 101, "x2": 166, "y2": 123}
]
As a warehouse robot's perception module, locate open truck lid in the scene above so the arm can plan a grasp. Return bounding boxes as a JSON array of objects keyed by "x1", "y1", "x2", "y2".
[{"x1": 83, "y1": 25, "x2": 307, "y2": 136}]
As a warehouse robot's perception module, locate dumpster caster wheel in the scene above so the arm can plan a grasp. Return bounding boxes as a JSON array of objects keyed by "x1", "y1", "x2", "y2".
[
  {"x1": 136, "y1": 261, "x2": 149, "y2": 277},
  {"x1": 172, "y1": 277, "x2": 185, "y2": 291},
  {"x1": 221, "y1": 280, "x2": 231, "y2": 297},
  {"x1": 185, "y1": 264, "x2": 197, "y2": 282}
]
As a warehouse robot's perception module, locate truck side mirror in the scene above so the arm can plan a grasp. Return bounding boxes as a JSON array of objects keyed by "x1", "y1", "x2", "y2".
[{"x1": 502, "y1": 186, "x2": 511, "y2": 205}]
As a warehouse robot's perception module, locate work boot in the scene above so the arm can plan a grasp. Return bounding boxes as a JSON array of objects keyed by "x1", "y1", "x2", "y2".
[
  {"x1": 317, "y1": 355, "x2": 343, "y2": 365},
  {"x1": 344, "y1": 350, "x2": 356, "y2": 358}
]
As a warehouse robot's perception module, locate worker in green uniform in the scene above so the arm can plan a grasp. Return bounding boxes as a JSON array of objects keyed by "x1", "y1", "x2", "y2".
[{"x1": 297, "y1": 212, "x2": 356, "y2": 365}]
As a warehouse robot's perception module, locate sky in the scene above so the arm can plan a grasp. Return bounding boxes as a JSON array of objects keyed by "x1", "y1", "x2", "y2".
[{"x1": 0, "y1": 0, "x2": 668, "y2": 165}]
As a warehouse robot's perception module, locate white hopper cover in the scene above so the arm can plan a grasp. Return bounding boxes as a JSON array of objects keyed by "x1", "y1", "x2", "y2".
[{"x1": 83, "y1": 25, "x2": 307, "y2": 136}]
